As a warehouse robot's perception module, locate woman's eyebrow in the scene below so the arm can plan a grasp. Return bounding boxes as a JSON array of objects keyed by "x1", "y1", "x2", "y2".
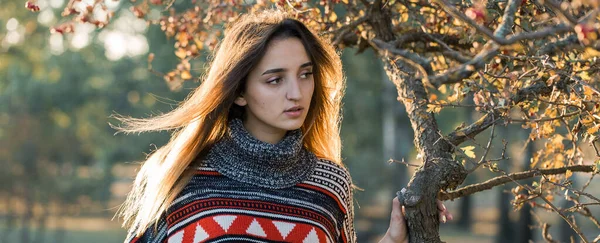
[{"x1": 261, "y1": 62, "x2": 313, "y2": 76}]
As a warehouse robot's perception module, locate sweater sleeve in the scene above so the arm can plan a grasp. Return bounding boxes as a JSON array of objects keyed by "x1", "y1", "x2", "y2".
[{"x1": 341, "y1": 166, "x2": 358, "y2": 243}]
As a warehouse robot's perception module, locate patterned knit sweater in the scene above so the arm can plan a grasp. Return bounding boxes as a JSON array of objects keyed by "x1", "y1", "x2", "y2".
[{"x1": 127, "y1": 119, "x2": 357, "y2": 243}]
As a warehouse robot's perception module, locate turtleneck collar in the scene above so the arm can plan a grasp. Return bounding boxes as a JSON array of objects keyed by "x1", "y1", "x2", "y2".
[{"x1": 205, "y1": 118, "x2": 318, "y2": 189}]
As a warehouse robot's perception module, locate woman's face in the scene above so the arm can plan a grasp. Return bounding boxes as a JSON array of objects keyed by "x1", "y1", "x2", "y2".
[{"x1": 235, "y1": 37, "x2": 315, "y2": 142}]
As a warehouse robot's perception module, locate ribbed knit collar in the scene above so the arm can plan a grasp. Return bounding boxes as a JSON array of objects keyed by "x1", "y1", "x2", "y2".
[{"x1": 205, "y1": 118, "x2": 318, "y2": 189}]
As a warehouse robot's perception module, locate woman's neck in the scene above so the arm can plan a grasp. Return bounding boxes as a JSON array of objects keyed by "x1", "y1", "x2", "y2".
[{"x1": 242, "y1": 119, "x2": 287, "y2": 144}]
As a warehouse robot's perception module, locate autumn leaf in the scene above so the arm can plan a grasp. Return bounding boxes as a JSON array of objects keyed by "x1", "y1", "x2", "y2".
[
  {"x1": 175, "y1": 48, "x2": 187, "y2": 59},
  {"x1": 181, "y1": 70, "x2": 192, "y2": 80},
  {"x1": 565, "y1": 169, "x2": 572, "y2": 179},
  {"x1": 587, "y1": 124, "x2": 600, "y2": 134},
  {"x1": 329, "y1": 12, "x2": 337, "y2": 22},
  {"x1": 426, "y1": 104, "x2": 441, "y2": 113},
  {"x1": 461, "y1": 146, "x2": 476, "y2": 158},
  {"x1": 438, "y1": 84, "x2": 447, "y2": 94}
]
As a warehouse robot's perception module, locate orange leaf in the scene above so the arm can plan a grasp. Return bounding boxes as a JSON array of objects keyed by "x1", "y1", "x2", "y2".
[
  {"x1": 181, "y1": 70, "x2": 192, "y2": 80},
  {"x1": 175, "y1": 48, "x2": 187, "y2": 59}
]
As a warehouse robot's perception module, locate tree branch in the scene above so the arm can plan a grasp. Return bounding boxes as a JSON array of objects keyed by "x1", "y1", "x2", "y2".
[
  {"x1": 438, "y1": 165, "x2": 596, "y2": 200},
  {"x1": 371, "y1": 38, "x2": 434, "y2": 76},
  {"x1": 447, "y1": 71, "x2": 573, "y2": 146}
]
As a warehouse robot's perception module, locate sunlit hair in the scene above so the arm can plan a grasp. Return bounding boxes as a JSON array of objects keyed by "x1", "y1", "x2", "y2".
[{"x1": 114, "y1": 9, "x2": 345, "y2": 239}]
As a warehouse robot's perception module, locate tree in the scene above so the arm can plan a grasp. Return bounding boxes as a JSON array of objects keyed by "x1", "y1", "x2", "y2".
[{"x1": 25, "y1": 0, "x2": 600, "y2": 242}]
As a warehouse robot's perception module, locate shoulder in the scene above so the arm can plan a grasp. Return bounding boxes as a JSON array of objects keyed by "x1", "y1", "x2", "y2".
[
  {"x1": 303, "y1": 158, "x2": 354, "y2": 203},
  {"x1": 313, "y1": 158, "x2": 354, "y2": 186}
]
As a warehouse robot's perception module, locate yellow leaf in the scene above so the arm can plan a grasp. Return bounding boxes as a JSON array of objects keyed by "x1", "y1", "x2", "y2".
[
  {"x1": 430, "y1": 94, "x2": 438, "y2": 101},
  {"x1": 181, "y1": 70, "x2": 192, "y2": 80},
  {"x1": 581, "y1": 47, "x2": 600, "y2": 59},
  {"x1": 583, "y1": 86, "x2": 594, "y2": 96},
  {"x1": 177, "y1": 32, "x2": 189, "y2": 47},
  {"x1": 175, "y1": 48, "x2": 187, "y2": 59},
  {"x1": 565, "y1": 169, "x2": 573, "y2": 179},
  {"x1": 580, "y1": 71, "x2": 591, "y2": 81},
  {"x1": 329, "y1": 12, "x2": 337, "y2": 22},
  {"x1": 461, "y1": 146, "x2": 476, "y2": 158},
  {"x1": 587, "y1": 124, "x2": 600, "y2": 134},
  {"x1": 438, "y1": 85, "x2": 447, "y2": 94},
  {"x1": 426, "y1": 104, "x2": 441, "y2": 113}
]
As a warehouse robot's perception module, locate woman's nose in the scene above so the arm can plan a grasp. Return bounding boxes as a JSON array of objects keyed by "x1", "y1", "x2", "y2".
[{"x1": 286, "y1": 78, "x2": 303, "y2": 100}]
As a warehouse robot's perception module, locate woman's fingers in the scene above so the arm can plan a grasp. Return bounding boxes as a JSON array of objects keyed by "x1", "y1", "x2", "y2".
[
  {"x1": 391, "y1": 197, "x2": 405, "y2": 222},
  {"x1": 436, "y1": 200, "x2": 453, "y2": 223},
  {"x1": 384, "y1": 197, "x2": 408, "y2": 243}
]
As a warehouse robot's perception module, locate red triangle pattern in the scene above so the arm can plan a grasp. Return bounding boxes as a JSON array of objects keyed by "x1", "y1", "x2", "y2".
[{"x1": 169, "y1": 214, "x2": 330, "y2": 243}]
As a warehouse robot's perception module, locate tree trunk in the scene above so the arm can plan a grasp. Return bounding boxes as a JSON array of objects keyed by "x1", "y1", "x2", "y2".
[
  {"x1": 369, "y1": 2, "x2": 468, "y2": 242},
  {"x1": 516, "y1": 138, "x2": 534, "y2": 243},
  {"x1": 383, "y1": 61, "x2": 467, "y2": 242}
]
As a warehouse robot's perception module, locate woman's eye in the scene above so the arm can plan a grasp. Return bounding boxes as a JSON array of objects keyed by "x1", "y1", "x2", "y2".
[
  {"x1": 267, "y1": 78, "x2": 282, "y2": 84},
  {"x1": 300, "y1": 72, "x2": 313, "y2": 79}
]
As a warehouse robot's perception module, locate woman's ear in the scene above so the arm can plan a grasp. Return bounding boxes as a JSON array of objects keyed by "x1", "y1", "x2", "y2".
[{"x1": 234, "y1": 94, "x2": 247, "y2": 106}]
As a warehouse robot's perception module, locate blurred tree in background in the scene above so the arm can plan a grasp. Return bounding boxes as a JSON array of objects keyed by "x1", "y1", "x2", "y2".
[{"x1": 4, "y1": 0, "x2": 600, "y2": 242}]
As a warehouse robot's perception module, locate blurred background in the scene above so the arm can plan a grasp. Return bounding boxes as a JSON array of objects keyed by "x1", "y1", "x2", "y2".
[{"x1": 1, "y1": 0, "x2": 598, "y2": 242}]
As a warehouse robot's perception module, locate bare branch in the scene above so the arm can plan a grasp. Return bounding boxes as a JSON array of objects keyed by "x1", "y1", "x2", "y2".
[
  {"x1": 509, "y1": 110, "x2": 581, "y2": 123},
  {"x1": 542, "y1": 223, "x2": 558, "y2": 243},
  {"x1": 371, "y1": 38, "x2": 435, "y2": 81},
  {"x1": 320, "y1": 15, "x2": 368, "y2": 36},
  {"x1": 447, "y1": 112, "x2": 500, "y2": 146},
  {"x1": 545, "y1": 179, "x2": 600, "y2": 203},
  {"x1": 438, "y1": 165, "x2": 596, "y2": 200},
  {"x1": 543, "y1": 0, "x2": 578, "y2": 26},
  {"x1": 472, "y1": 121, "x2": 497, "y2": 172},
  {"x1": 419, "y1": 27, "x2": 471, "y2": 63},
  {"x1": 389, "y1": 158, "x2": 420, "y2": 167},
  {"x1": 538, "y1": 175, "x2": 589, "y2": 243}
]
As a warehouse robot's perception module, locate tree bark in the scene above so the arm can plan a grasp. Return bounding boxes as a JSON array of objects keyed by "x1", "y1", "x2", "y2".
[
  {"x1": 384, "y1": 61, "x2": 468, "y2": 242},
  {"x1": 367, "y1": 1, "x2": 468, "y2": 242}
]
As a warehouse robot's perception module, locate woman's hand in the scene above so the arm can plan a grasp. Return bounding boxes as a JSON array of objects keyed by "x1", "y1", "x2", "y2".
[{"x1": 379, "y1": 198, "x2": 453, "y2": 243}]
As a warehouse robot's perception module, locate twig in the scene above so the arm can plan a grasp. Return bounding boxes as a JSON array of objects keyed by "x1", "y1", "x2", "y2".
[
  {"x1": 320, "y1": 15, "x2": 369, "y2": 36},
  {"x1": 471, "y1": 119, "x2": 496, "y2": 172},
  {"x1": 371, "y1": 38, "x2": 434, "y2": 85},
  {"x1": 539, "y1": 174, "x2": 589, "y2": 243},
  {"x1": 542, "y1": 223, "x2": 558, "y2": 243},
  {"x1": 438, "y1": 165, "x2": 596, "y2": 200},
  {"x1": 420, "y1": 26, "x2": 470, "y2": 63},
  {"x1": 389, "y1": 158, "x2": 420, "y2": 167},
  {"x1": 543, "y1": 0, "x2": 578, "y2": 25},
  {"x1": 509, "y1": 110, "x2": 581, "y2": 123},
  {"x1": 545, "y1": 180, "x2": 600, "y2": 203}
]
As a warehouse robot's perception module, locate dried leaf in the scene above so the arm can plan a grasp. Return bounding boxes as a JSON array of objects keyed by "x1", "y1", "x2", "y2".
[
  {"x1": 181, "y1": 70, "x2": 192, "y2": 80},
  {"x1": 175, "y1": 48, "x2": 187, "y2": 59},
  {"x1": 565, "y1": 169, "x2": 573, "y2": 179},
  {"x1": 329, "y1": 12, "x2": 337, "y2": 22},
  {"x1": 461, "y1": 146, "x2": 476, "y2": 158}
]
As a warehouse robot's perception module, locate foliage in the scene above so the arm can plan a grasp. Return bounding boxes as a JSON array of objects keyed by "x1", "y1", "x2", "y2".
[{"x1": 17, "y1": 0, "x2": 600, "y2": 242}]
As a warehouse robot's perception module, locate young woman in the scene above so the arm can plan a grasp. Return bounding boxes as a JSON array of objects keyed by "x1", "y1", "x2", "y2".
[{"x1": 116, "y1": 9, "x2": 452, "y2": 243}]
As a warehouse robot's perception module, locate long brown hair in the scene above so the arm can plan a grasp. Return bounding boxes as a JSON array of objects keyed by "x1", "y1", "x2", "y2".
[{"x1": 114, "y1": 9, "x2": 345, "y2": 239}]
